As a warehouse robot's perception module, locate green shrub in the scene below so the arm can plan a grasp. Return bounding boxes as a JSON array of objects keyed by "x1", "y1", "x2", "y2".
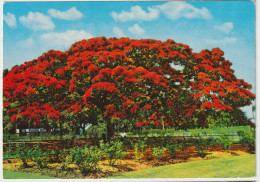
[
  {"x1": 15, "y1": 143, "x2": 33, "y2": 168},
  {"x1": 180, "y1": 136, "x2": 190, "y2": 150},
  {"x1": 6, "y1": 143, "x2": 13, "y2": 153},
  {"x1": 79, "y1": 146, "x2": 102, "y2": 174},
  {"x1": 3, "y1": 143, "x2": 15, "y2": 163},
  {"x1": 61, "y1": 155, "x2": 71, "y2": 171},
  {"x1": 237, "y1": 128, "x2": 255, "y2": 151},
  {"x1": 195, "y1": 143, "x2": 208, "y2": 157},
  {"x1": 139, "y1": 140, "x2": 146, "y2": 155},
  {"x1": 217, "y1": 135, "x2": 233, "y2": 151},
  {"x1": 65, "y1": 145, "x2": 102, "y2": 175},
  {"x1": 166, "y1": 144, "x2": 179, "y2": 158},
  {"x1": 134, "y1": 141, "x2": 146, "y2": 161},
  {"x1": 31, "y1": 145, "x2": 48, "y2": 168},
  {"x1": 100, "y1": 141, "x2": 126, "y2": 166},
  {"x1": 86, "y1": 123, "x2": 106, "y2": 139},
  {"x1": 153, "y1": 147, "x2": 166, "y2": 160},
  {"x1": 48, "y1": 147, "x2": 68, "y2": 163},
  {"x1": 134, "y1": 143, "x2": 140, "y2": 161},
  {"x1": 193, "y1": 134, "x2": 208, "y2": 157}
]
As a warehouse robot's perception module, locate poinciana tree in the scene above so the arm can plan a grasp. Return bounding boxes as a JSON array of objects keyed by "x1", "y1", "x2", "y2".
[
  {"x1": 3, "y1": 50, "x2": 67, "y2": 135},
  {"x1": 184, "y1": 48, "x2": 255, "y2": 127},
  {"x1": 3, "y1": 37, "x2": 255, "y2": 140}
]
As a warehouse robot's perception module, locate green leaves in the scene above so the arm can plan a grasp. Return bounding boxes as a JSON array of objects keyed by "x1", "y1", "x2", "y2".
[
  {"x1": 100, "y1": 141, "x2": 126, "y2": 166},
  {"x1": 152, "y1": 146, "x2": 166, "y2": 160},
  {"x1": 16, "y1": 114, "x2": 24, "y2": 120},
  {"x1": 217, "y1": 135, "x2": 233, "y2": 151},
  {"x1": 65, "y1": 145, "x2": 102, "y2": 174},
  {"x1": 10, "y1": 101, "x2": 20, "y2": 108},
  {"x1": 238, "y1": 128, "x2": 255, "y2": 151}
]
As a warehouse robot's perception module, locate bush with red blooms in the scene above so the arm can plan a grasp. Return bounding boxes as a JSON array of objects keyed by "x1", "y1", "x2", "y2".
[{"x1": 3, "y1": 37, "x2": 255, "y2": 138}]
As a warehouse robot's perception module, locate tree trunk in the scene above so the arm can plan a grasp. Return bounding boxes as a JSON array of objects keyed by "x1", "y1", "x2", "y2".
[
  {"x1": 19, "y1": 126, "x2": 22, "y2": 136},
  {"x1": 106, "y1": 119, "x2": 114, "y2": 143},
  {"x1": 75, "y1": 127, "x2": 80, "y2": 135},
  {"x1": 162, "y1": 121, "x2": 165, "y2": 130},
  {"x1": 28, "y1": 121, "x2": 31, "y2": 140},
  {"x1": 83, "y1": 123, "x2": 86, "y2": 135},
  {"x1": 102, "y1": 133, "x2": 107, "y2": 143},
  {"x1": 59, "y1": 124, "x2": 63, "y2": 139}
]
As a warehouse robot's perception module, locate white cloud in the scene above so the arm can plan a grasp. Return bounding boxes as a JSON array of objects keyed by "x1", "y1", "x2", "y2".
[
  {"x1": 16, "y1": 38, "x2": 35, "y2": 47},
  {"x1": 19, "y1": 12, "x2": 55, "y2": 31},
  {"x1": 205, "y1": 37, "x2": 237, "y2": 45},
  {"x1": 128, "y1": 24, "x2": 145, "y2": 36},
  {"x1": 112, "y1": 5, "x2": 159, "y2": 22},
  {"x1": 39, "y1": 30, "x2": 93, "y2": 48},
  {"x1": 113, "y1": 27, "x2": 126, "y2": 37},
  {"x1": 48, "y1": 7, "x2": 83, "y2": 20},
  {"x1": 157, "y1": 1, "x2": 212, "y2": 20},
  {"x1": 3, "y1": 12, "x2": 17, "y2": 28},
  {"x1": 215, "y1": 22, "x2": 234, "y2": 34}
]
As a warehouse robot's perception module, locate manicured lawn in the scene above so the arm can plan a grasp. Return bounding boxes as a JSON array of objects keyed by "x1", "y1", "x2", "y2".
[
  {"x1": 3, "y1": 170, "x2": 56, "y2": 179},
  {"x1": 108, "y1": 154, "x2": 255, "y2": 178}
]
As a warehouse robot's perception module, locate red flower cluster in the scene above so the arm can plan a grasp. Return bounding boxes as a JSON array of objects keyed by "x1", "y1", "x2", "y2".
[
  {"x1": 84, "y1": 82, "x2": 119, "y2": 100},
  {"x1": 104, "y1": 105, "x2": 117, "y2": 116},
  {"x1": 10, "y1": 104, "x2": 61, "y2": 126}
]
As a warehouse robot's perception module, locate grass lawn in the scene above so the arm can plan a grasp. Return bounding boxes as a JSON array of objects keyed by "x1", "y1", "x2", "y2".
[
  {"x1": 3, "y1": 170, "x2": 57, "y2": 179},
  {"x1": 108, "y1": 154, "x2": 255, "y2": 178}
]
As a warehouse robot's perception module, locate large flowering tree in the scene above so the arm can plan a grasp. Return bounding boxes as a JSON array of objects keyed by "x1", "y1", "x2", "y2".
[{"x1": 3, "y1": 37, "x2": 255, "y2": 140}]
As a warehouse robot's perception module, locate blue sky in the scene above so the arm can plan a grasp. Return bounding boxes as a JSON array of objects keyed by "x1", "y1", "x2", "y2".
[{"x1": 3, "y1": 1, "x2": 255, "y2": 117}]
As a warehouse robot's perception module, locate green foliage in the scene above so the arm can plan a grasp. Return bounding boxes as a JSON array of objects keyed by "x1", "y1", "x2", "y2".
[
  {"x1": 79, "y1": 146, "x2": 102, "y2": 174},
  {"x1": 206, "y1": 112, "x2": 231, "y2": 127},
  {"x1": 217, "y1": 135, "x2": 233, "y2": 151},
  {"x1": 152, "y1": 147, "x2": 166, "y2": 160},
  {"x1": 127, "y1": 126, "x2": 250, "y2": 139},
  {"x1": 179, "y1": 137, "x2": 189, "y2": 151},
  {"x1": 66, "y1": 147, "x2": 82, "y2": 165},
  {"x1": 3, "y1": 121, "x2": 14, "y2": 134},
  {"x1": 48, "y1": 147, "x2": 68, "y2": 163},
  {"x1": 4, "y1": 143, "x2": 16, "y2": 160},
  {"x1": 100, "y1": 141, "x2": 126, "y2": 166},
  {"x1": 65, "y1": 145, "x2": 102, "y2": 175},
  {"x1": 3, "y1": 126, "x2": 250, "y2": 142},
  {"x1": 134, "y1": 140, "x2": 146, "y2": 161},
  {"x1": 6, "y1": 143, "x2": 13, "y2": 154},
  {"x1": 192, "y1": 134, "x2": 208, "y2": 157},
  {"x1": 139, "y1": 140, "x2": 146, "y2": 155},
  {"x1": 61, "y1": 155, "x2": 73, "y2": 171},
  {"x1": 130, "y1": 128, "x2": 175, "y2": 137},
  {"x1": 31, "y1": 144, "x2": 48, "y2": 168},
  {"x1": 166, "y1": 144, "x2": 179, "y2": 158},
  {"x1": 195, "y1": 144, "x2": 207, "y2": 157},
  {"x1": 86, "y1": 123, "x2": 106, "y2": 138},
  {"x1": 134, "y1": 143, "x2": 140, "y2": 161},
  {"x1": 15, "y1": 143, "x2": 33, "y2": 168},
  {"x1": 237, "y1": 128, "x2": 255, "y2": 151}
]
